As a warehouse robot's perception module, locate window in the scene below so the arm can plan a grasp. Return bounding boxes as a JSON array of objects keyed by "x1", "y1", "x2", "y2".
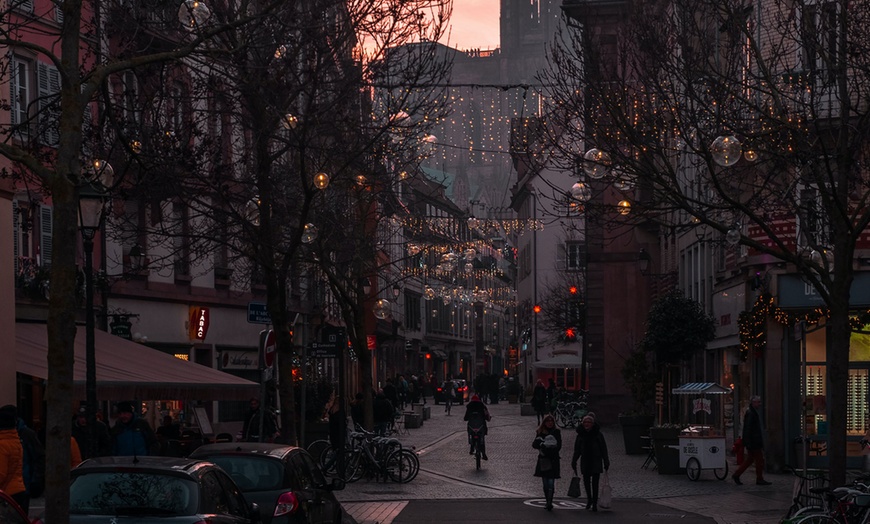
[
  {"x1": 797, "y1": 184, "x2": 830, "y2": 248},
  {"x1": 10, "y1": 57, "x2": 31, "y2": 129},
  {"x1": 39, "y1": 204, "x2": 53, "y2": 267},
  {"x1": 13, "y1": 0, "x2": 33, "y2": 13},
  {"x1": 801, "y1": 1, "x2": 840, "y2": 84},
  {"x1": 404, "y1": 293, "x2": 421, "y2": 331},
  {"x1": 565, "y1": 242, "x2": 585, "y2": 270},
  {"x1": 171, "y1": 202, "x2": 190, "y2": 276}
]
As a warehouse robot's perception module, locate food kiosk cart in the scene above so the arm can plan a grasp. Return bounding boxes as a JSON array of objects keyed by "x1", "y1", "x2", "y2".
[{"x1": 672, "y1": 382, "x2": 731, "y2": 481}]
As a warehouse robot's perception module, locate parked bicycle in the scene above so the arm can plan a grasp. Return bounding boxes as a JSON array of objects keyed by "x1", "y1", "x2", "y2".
[
  {"x1": 552, "y1": 390, "x2": 589, "y2": 429},
  {"x1": 317, "y1": 428, "x2": 419, "y2": 483}
]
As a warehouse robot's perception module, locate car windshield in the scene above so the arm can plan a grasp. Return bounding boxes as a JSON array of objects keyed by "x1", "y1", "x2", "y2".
[
  {"x1": 70, "y1": 471, "x2": 198, "y2": 516},
  {"x1": 200, "y1": 455, "x2": 284, "y2": 492}
]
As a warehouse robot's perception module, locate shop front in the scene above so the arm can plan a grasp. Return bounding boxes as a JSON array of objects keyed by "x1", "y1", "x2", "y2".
[{"x1": 779, "y1": 272, "x2": 870, "y2": 470}]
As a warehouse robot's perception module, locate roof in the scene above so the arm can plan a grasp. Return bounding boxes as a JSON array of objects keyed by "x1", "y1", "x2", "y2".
[
  {"x1": 15, "y1": 322, "x2": 259, "y2": 401},
  {"x1": 671, "y1": 383, "x2": 732, "y2": 395},
  {"x1": 533, "y1": 350, "x2": 582, "y2": 369},
  {"x1": 190, "y1": 443, "x2": 301, "y2": 460}
]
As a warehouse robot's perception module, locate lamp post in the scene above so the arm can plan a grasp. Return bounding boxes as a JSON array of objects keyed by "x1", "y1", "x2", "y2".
[{"x1": 78, "y1": 182, "x2": 107, "y2": 458}]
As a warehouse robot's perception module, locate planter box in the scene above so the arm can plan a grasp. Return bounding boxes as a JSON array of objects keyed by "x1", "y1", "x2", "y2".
[
  {"x1": 649, "y1": 426, "x2": 684, "y2": 475},
  {"x1": 619, "y1": 415, "x2": 655, "y2": 455},
  {"x1": 405, "y1": 413, "x2": 422, "y2": 429},
  {"x1": 422, "y1": 405, "x2": 431, "y2": 421}
]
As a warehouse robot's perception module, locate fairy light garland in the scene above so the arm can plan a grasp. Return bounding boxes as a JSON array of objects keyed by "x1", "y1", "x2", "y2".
[{"x1": 738, "y1": 293, "x2": 870, "y2": 361}]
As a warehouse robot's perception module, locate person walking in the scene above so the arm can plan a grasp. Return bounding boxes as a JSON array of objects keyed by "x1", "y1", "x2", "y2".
[
  {"x1": 533, "y1": 414, "x2": 562, "y2": 511},
  {"x1": 241, "y1": 397, "x2": 280, "y2": 443},
  {"x1": 732, "y1": 395, "x2": 771, "y2": 485},
  {"x1": 71, "y1": 407, "x2": 112, "y2": 459},
  {"x1": 111, "y1": 401, "x2": 159, "y2": 456},
  {"x1": 0, "y1": 405, "x2": 28, "y2": 512},
  {"x1": 373, "y1": 391, "x2": 394, "y2": 436},
  {"x1": 443, "y1": 378, "x2": 457, "y2": 415},
  {"x1": 571, "y1": 414, "x2": 610, "y2": 511},
  {"x1": 532, "y1": 380, "x2": 547, "y2": 424}
]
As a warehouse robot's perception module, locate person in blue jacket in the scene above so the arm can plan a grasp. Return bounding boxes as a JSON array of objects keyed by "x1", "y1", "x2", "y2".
[{"x1": 110, "y1": 402, "x2": 159, "y2": 456}]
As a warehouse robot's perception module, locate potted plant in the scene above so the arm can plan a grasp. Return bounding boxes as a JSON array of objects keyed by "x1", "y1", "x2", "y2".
[
  {"x1": 619, "y1": 347, "x2": 656, "y2": 454},
  {"x1": 639, "y1": 291, "x2": 715, "y2": 474}
]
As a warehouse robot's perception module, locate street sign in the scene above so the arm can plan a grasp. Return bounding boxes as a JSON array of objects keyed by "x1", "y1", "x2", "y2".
[
  {"x1": 310, "y1": 342, "x2": 339, "y2": 359},
  {"x1": 263, "y1": 330, "x2": 276, "y2": 368},
  {"x1": 247, "y1": 302, "x2": 271, "y2": 324}
]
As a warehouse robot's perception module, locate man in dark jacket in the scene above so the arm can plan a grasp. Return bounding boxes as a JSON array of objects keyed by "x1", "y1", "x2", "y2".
[
  {"x1": 111, "y1": 402, "x2": 159, "y2": 456},
  {"x1": 373, "y1": 392, "x2": 394, "y2": 436},
  {"x1": 732, "y1": 395, "x2": 771, "y2": 485},
  {"x1": 72, "y1": 407, "x2": 112, "y2": 459},
  {"x1": 241, "y1": 397, "x2": 280, "y2": 443}
]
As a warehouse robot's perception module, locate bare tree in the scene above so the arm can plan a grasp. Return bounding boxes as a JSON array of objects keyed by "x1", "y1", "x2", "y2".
[
  {"x1": 105, "y1": 1, "x2": 453, "y2": 440},
  {"x1": 544, "y1": 0, "x2": 870, "y2": 484}
]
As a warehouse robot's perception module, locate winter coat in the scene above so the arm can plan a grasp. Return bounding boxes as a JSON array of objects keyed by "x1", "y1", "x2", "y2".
[
  {"x1": 532, "y1": 384, "x2": 547, "y2": 412},
  {"x1": 17, "y1": 420, "x2": 44, "y2": 497},
  {"x1": 373, "y1": 396, "x2": 395, "y2": 425},
  {"x1": 533, "y1": 427, "x2": 562, "y2": 479},
  {"x1": 464, "y1": 399, "x2": 490, "y2": 435},
  {"x1": 111, "y1": 416, "x2": 159, "y2": 456},
  {"x1": 571, "y1": 423, "x2": 610, "y2": 475},
  {"x1": 71, "y1": 417, "x2": 112, "y2": 459},
  {"x1": 0, "y1": 428, "x2": 26, "y2": 496},
  {"x1": 742, "y1": 405, "x2": 764, "y2": 450}
]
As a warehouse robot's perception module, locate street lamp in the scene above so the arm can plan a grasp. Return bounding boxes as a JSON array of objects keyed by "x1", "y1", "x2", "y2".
[
  {"x1": 391, "y1": 283, "x2": 402, "y2": 299},
  {"x1": 78, "y1": 181, "x2": 107, "y2": 458}
]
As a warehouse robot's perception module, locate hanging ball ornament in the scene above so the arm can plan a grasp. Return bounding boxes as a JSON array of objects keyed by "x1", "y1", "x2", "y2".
[
  {"x1": 424, "y1": 286, "x2": 436, "y2": 300},
  {"x1": 571, "y1": 182, "x2": 592, "y2": 203},
  {"x1": 743, "y1": 149, "x2": 759, "y2": 162},
  {"x1": 617, "y1": 200, "x2": 632, "y2": 215},
  {"x1": 710, "y1": 135, "x2": 742, "y2": 167},
  {"x1": 281, "y1": 114, "x2": 298, "y2": 130},
  {"x1": 726, "y1": 228, "x2": 741, "y2": 246},
  {"x1": 373, "y1": 299, "x2": 391, "y2": 320},
  {"x1": 467, "y1": 217, "x2": 480, "y2": 230},
  {"x1": 583, "y1": 148, "x2": 611, "y2": 179},
  {"x1": 301, "y1": 223, "x2": 318, "y2": 244},
  {"x1": 313, "y1": 172, "x2": 329, "y2": 190},
  {"x1": 178, "y1": 0, "x2": 210, "y2": 30},
  {"x1": 464, "y1": 248, "x2": 476, "y2": 261},
  {"x1": 407, "y1": 243, "x2": 421, "y2": 256}
]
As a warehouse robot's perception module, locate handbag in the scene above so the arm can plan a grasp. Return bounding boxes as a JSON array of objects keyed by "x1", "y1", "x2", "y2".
[
  {"x1": 567, "y1": 475, "x2": 582, "y2": 498},
  {"x1": 599, "y1": 471, "x2": 612, "y2": 509}
]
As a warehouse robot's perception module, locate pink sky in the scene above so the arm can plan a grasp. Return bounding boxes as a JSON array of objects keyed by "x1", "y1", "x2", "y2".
[{"x1": 442, "y1": 0, "x2": 500, "y2": 51}]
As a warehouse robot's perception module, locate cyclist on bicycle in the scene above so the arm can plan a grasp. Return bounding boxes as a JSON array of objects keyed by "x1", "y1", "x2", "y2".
[{"x1": 464, "y1": 394, "x2": 492, "y2": 460}]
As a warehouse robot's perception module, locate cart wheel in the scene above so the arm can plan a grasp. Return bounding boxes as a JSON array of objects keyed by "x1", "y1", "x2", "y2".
[
  {"x1": 686, "y1": 457, "x2": 701, "y2": 481},
  {"x1": 713, "y1": 460, "x2": 729, "y2": 480}
]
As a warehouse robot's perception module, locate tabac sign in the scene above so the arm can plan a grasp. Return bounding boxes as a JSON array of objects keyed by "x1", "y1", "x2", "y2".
[{"x1": 189, "y1": 306, "x2": 210, "y2": 340}]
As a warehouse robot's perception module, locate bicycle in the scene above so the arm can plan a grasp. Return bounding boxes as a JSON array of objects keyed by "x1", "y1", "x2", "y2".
[
  {"x1": 789, "y1": 486, "x2": 870, "y2": 524},
  {"x1": 340, "y1": 430, "x2": 420, "y2": 483},
  {"x1": 783, "y1": 464, "x2": 830, "y2": 520},
  {"x1": 468, "y1": 422, "x2": 485, "y2": 470}
]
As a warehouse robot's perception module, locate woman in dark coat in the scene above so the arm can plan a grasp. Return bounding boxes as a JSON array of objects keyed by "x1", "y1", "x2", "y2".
[
  {"x1": 571, "y1": 414, "x2": 610, "y2": 512},
  {"x1": 532, "y1": 414, "x2": 562, "y2": 511},
  {"x1": 531, "y1": 380, "x2": 547, "y2": 424}
]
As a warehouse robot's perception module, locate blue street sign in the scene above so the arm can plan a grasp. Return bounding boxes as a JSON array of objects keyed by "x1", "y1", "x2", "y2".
[{"x1": 247, "y1": 302, "x2": 271, "y2": 324}]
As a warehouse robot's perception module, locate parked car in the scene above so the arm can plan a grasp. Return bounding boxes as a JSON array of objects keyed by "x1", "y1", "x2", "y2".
[
  {"x1": 0, "y1": 490, "x2": 31, "y2": 524},
  {"x1": 47, "y1": 456, "x2": 260, "y2": 523},
  {"x1": 190, "y1": 443, "x2": 346, "y2": 524},
  {"x1": 434, "y1": 379, "x2": 467, "y2": 405}
]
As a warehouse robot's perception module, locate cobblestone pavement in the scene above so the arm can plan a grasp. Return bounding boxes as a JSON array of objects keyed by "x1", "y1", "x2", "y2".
[{"x1": 336, "y1": 400, "x2": 794, "y2": 524}]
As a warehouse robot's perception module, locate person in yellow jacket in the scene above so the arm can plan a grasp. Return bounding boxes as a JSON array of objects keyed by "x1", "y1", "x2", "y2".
[{"x1": 0, "y1": 405, "x2": 27, "y2": 511}]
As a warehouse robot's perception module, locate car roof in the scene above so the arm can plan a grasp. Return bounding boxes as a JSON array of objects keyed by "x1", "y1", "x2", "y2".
[
  {"x1": 74, "y1": 456, "x2": 215, "y2": 476},
  {"x1": 190, "y1": 442, "x2": 303, "y2": 460}
]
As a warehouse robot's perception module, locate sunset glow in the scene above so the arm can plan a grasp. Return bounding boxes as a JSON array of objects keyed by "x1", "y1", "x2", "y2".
[{"x1": 442, "y1": 0, "x2": 500, "y2": 51}]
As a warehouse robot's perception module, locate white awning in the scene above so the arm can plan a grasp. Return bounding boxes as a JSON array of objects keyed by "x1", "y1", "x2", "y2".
[
  {"x1": 671, "y1": 382, "x2": 732, "y2": 395},
  {"x1": 16, "y1": 322, "x2": 259, "y2": 401},
  {"x1": 534, "y1": 351, "x2": 583, "y2": 369}
]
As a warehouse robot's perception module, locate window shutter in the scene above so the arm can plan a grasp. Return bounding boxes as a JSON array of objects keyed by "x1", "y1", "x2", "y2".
[
  {"x1": 37, "y1": 62, "x2": 61, "y2": 146},
  {"x1": 12, "y1": 200, "x2": 20, "y2": 273},
  {"x1": 10, "y1": 59, "x2": 19, "y2": 126},
  {"x1": 55, "y1": 4, "x2": 63, "y2": 23},
  {"x1": 16, "y1": 0, "x2": 33, "y2": 12},
  {"x1": 40, "y1": 205, "x2": 53, "y2": 267}
]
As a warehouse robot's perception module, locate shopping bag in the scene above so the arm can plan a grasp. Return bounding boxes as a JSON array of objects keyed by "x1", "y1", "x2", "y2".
[
  {"x1": 539, "y1": 456, "x2": 553, "y2": 472},
  {"x1": 599, "y1": 471, "x2": 612, "y2": 509},
  {"x1": 567, "y1": 475, "x2": 582, "y2": 498}
]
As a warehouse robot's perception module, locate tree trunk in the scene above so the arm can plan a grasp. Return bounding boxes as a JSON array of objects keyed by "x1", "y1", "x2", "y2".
[
  {"x1": 827, "y1": 281, "x2": 853, "y2": 487},
  {"x1": 44, "y1": 184, "x2": 78, "y2": 524}
]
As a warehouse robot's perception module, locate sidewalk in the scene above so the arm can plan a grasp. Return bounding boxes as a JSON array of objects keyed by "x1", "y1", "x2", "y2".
[{"x1": 337, "y1": 398, "x2": 796, "y2": 524}]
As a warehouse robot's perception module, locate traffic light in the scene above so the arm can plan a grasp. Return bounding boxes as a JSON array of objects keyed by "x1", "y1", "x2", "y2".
[{"x1": 564, "y1": 327, "x2": 577, "y2": 342}]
